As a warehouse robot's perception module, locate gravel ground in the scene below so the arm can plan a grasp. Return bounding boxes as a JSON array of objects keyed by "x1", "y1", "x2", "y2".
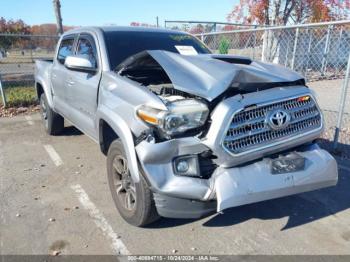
[
  {"x1": 322, "y1": 110, "x2": 350, "y2": 141},
  {"x1": 308, "y1": 79, "x2": 350, "y2": 113},
  {"x1": 316, "y1": 111, "x2": 350, "y2": 160},
  {"x1": 308, "y1": 79, "x2": 350, "y2": 158}
]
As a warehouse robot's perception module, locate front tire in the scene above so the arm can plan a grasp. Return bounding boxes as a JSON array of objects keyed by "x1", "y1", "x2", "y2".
[
  {"x1": 40, "y1": 93, "x2": 64, "y2": 135},
  {"x1": 107, "y1": 139, "x2": 160, "y2": 227}
]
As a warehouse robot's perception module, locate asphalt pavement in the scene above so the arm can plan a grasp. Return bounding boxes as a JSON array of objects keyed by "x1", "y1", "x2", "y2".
[{"x1": 1, "y1": 114, "x2": 350, "y2": 255}]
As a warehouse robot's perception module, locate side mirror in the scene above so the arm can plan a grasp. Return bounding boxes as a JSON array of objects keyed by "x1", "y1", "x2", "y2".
[{"x1": 64, "y1": 55, "x2": 96, "y2": 73}]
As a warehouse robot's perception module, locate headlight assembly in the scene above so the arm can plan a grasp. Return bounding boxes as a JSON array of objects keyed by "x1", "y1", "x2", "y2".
[{"x1": 137, "y1": 99, "x2": 209, "y2": 137}]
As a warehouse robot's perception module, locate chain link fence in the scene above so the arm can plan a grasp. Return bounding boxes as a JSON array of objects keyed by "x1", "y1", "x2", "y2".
[
  {"x1": 164, "y1": 20, "x2": 260, "y2": 34},
  {"x1": 0, "y1": 24, "x2": 349, "y2": 153},
  {"x1": 197, "y1": 21, "x2": 350, "y2": 82},
  {"x1": 196, "y1": 20, "x2": 350, "y2": 152},
  {"x1": 0, "y1": 34, "x2": 59, "y2": 107}
]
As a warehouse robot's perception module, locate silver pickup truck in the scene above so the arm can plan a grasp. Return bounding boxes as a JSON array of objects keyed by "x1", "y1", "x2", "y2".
[{"x1": 35, "y1": 26, "x2": 338, "y2": 226}]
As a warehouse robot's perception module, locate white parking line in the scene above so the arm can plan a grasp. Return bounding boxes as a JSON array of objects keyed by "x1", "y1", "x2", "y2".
[
  {"x1": 25, "y1": 115, "x2": 34, "y2": 126},
  {"x1": 339, "y1": 165, "x2": 350, "y2": 172},
  {"x1": 71, "y1": 184, "x2": 130, "y2": 255},
  {"x1": 43, "y1": 144, "x2": 63, "y2": 166}
]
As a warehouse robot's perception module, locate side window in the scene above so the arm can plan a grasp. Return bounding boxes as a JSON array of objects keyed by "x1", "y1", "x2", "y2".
[
  {"x1": 57, "y1": 38, "x2": 74, "y2": 65},
  {"x1": 76, "y1": 36, "x2": 97, "y2": 68}
]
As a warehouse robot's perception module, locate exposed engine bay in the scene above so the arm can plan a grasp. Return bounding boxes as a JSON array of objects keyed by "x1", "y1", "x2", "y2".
[
  {"x1": 116, "y1": 50, "x2": 308, "y2": 140},
  {"x1": 117, "y1": 52, "x2": 192, "y2": 101},
  {"x1": 117, "y1": 50, "x2": 306, "y2": 103}
]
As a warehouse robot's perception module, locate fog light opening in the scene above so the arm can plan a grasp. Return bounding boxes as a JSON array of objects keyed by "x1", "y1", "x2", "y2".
[
  {"x1": 173, "y1": 155, "x2": 200, "y2": 177},
  {"x1": 176, "y1": 160, "x2": 189, "y2": 173}
]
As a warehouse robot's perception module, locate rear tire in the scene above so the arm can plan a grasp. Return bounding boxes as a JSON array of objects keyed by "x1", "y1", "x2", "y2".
[
  {"x1": 40, "y1": 93, "x2": 64, "y2": 135},
  {"x1": 107, "y1": 139, "x2": 160, "y2": 227}
]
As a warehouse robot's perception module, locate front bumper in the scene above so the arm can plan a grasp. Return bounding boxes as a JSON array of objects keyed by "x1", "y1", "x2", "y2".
[
  {"x1": 136, "y1": 140, "x2": 338, "y2": 218},
  {"x1": 214, "y1": 143, "x2": 338, "y2": 212}
]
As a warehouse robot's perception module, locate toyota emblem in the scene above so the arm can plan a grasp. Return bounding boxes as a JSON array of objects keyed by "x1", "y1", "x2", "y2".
[{"x1": 268, "y1": 109, "x2": 291, "y2": 130}]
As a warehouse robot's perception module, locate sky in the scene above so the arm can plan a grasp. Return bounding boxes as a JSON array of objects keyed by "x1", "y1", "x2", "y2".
[{"x1": 1, "y1": 0, "x2": 238, "y2": 26}]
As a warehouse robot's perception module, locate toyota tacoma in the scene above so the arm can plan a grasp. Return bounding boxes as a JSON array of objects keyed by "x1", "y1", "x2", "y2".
[{"x1": 35, "y1": 27, "x2": 338, "y2": 226}]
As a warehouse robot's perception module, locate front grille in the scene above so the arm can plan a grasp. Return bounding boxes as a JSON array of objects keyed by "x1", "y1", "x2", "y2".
[{"x1": 223, "y1": 96, "x2": 322, "y2": 155}]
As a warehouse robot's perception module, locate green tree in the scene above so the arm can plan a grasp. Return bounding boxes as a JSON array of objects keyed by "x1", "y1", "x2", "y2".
[{"x1": 219, "y1": 37, "x2": 230, "y2": 54}]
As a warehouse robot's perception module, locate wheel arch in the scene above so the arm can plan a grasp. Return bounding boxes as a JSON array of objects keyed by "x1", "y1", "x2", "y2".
[
  {"x1": 36, "y1": 82, "x2": 44, "y2": 99},
  {"x1": 99, "y1": 119, "x2": 119, "y2": 155},
  {"x1": 97, "y1": 106, "x2": 140, "y2": 183},
  {"x1": 35, "y1": 78, "x2": 54, "y2": 108}
]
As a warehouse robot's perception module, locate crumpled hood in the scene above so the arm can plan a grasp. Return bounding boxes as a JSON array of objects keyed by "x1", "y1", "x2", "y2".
[{"x1": 146, "y1": 50, "x2": 304, "y2": 101}]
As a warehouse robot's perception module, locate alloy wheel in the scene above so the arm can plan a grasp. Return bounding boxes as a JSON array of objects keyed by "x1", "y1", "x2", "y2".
[{"x1": 111, "y1": 155, "x2": 136, "y2": 211}]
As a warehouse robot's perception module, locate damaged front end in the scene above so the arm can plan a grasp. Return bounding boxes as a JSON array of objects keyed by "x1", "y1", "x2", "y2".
[{"x1": 116, "y1": 51, "x2": 338, "y2": 218}]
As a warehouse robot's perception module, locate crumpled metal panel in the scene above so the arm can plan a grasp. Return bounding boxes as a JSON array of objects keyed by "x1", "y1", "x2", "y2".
[
  {"x1": 135, "y1": 137, "x2": 212, "y2": 200},
  {"x1": 214, "y1": 144, "x2": 338, "y2": 212},
  {"x1": 146, "y1": 50, "x2": 304, "y2": 101}
]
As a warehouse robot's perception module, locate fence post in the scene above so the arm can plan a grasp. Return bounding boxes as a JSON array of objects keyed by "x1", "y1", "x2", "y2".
[
  {"x1": 305, "y1": 29, "x2": 313, "y2": 76},
  {"x1": 321, "y1": 25, "x2": 332, "y2": 76},
  {"x1": 201, "y1": 33, "x2": 204, "y2": 42},
  {"x1": 30, "y1": 37, "x2": 34, "y2": 63},
  {"x1": 335, "y1": 26, "x2": 343, "y2": 76},
  {"x1": 291, "y1": 27, "x2": 299, "y2": 70},
  {"x1": 261, "y1": 29, "x2": 268, "y2": 62},
  {"x1": 333, "y1": 53, "x2": 350, "y2": 150},
  {"x1": 0, "y1": 75, "x2": 7, "y2": 108},
  {"x1": 252, "y1": 30, "x2": 257, "y2": 59}
]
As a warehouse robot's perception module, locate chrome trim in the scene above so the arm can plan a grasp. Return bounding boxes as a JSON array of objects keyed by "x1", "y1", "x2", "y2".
[{"x1": 220, "y1": 93, "x2": 324, "y2": 157}]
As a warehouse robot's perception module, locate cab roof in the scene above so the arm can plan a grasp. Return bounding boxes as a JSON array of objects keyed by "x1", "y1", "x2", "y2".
[{"x1": 63, "y1": 26, "x2": 187, "y2": 36}]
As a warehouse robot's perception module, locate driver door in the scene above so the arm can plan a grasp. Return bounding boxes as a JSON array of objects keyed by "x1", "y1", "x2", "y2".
[{"x1": 65, "y1": 34, "x2": 101, "y2": 140}]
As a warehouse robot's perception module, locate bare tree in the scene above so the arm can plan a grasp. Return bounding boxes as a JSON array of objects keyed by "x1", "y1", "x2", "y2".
[{"x1": 53, "y1": 0, "x2": 63, "y2": 35}]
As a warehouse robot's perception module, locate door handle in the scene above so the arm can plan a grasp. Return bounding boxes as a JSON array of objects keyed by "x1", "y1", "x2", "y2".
[
  {"x1": 52, "y1": 73, "x2": 57, "y2": 79},
  {"x1": 66, "y1": 79, "x2": 75, "y2": 86}
]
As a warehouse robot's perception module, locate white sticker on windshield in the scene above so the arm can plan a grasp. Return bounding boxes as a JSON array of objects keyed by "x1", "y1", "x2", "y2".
[{"x1": 175, "y1": 45, "x2": 198, "y2": 56}]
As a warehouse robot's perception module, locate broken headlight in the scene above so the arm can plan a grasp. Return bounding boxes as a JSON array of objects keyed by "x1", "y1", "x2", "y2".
[{"x1": 137, "y1": 99, "x2": 209, "y2": 137}]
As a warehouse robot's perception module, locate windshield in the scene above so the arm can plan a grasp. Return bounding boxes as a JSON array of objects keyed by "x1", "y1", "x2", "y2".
[{"x1": 103, "y1": 30, "x2": 211, "y2": 70}]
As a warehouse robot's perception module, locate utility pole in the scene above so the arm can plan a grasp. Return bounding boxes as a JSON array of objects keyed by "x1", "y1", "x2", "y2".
[
  {"x1": 53, "y1": 0, "x2": 64, "y2": 35},
  {"x1": 156, "y1": 16, "x2": 159, "y2": 27}
]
